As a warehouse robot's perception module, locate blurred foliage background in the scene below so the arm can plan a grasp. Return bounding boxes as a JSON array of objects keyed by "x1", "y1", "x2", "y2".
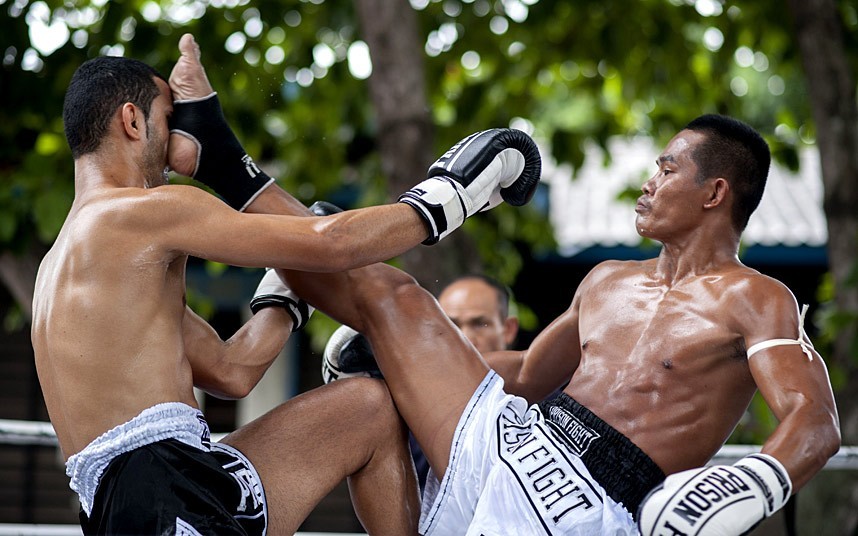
[{"x1": 2, "y1": 0, "x2": 858, "y2": 528}]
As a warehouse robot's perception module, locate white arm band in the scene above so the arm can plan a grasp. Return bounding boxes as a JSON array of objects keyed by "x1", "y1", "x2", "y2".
[{"x1": 746, "y1": 304, "x2": 814, "y2": 361}]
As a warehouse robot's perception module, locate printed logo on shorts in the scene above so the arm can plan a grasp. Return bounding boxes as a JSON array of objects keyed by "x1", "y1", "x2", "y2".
[
  {"x1": 229, "y1": 467, "x2": 264, "y2": 513},
  {"x1": 175, "y1": 517, "x2": 203, "y2": 536},
  {"x1": 547, "y1": 406, "x2": 600, "y2": 457},
  {"x1": 497, "y1": 407, "x2": 600, "y2": 531},
  {"x1": 196, "y1": 414, "x2": 211, "y2": 450}
]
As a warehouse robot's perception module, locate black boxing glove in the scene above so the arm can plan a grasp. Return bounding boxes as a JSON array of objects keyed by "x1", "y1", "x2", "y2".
[
  {"x1": 398, "y1": 128, "x2": 542, "y2": 244},
  {"x1": 308, "y1": 200, "x2": 344, "y2": 216},
  {"x1": 169, "y1": 92, "x2": 274, "y2": 211},
  {"x1": 321, "y1": 325, "x2": 383, "y2": 384}
]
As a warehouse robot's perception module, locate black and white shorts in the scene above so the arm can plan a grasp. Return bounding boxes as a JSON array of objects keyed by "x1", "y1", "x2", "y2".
[
  {"x1": 419, "y1": 372, "x2": 664, "y2": 535},
  {"x1": 80, "y1": 439, "x2": 267, "y2": 535}
]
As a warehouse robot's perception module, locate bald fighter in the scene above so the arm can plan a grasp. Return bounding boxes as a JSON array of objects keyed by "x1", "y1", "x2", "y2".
[
  {"x1": 287, "y1": 115, "x2": 841, "y2": 535},
  {"x1": 30, "y1": 34, "x2": 540, "y2": 534}
]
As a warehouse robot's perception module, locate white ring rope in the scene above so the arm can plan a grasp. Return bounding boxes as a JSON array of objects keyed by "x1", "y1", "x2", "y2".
[
  {"x1": 710, "y1": 444, "x2": 858, "y2": 469},
  {"x1": 2, "y1": 418, "x2": 857, "y2": 469},
  {"x1": 0, "y1": 420, "x2": 855, "y2": 535},
  {"x1": 0, "y1": 419, "x2": 62, "y2": 446},
  {"x1": 0, "y1": 527, "x2": 362, "y2": 536}
]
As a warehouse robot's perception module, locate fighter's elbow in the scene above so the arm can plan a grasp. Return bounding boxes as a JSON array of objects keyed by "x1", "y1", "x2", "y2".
[
  {"x1": 326, "y1": 244, "x2": 362, "y2": 273},
  {"x1": 815, "y1": 401, "x2": 842, "y2": 458},
  {"x1": 820, "y1": 422, "x2": 842, "y2": 461},
  {"x1": 801, "y1": 413, "x2": 841, "y2": 479},
  {"x1": 206, "y1": 375, "x2": 256, "y2": 400},
  {"x1": 304, "y1": 220, "x2": 363, "y2": 273},
  {"x1": 195, "y1": 360, "x2": 260, "y2": 400},
  {"x1": 317, "y1": 230, "x2": 378, "y2": 273}
]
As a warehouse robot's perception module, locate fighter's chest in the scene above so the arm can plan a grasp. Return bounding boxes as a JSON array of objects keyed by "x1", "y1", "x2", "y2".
[{"x1": 578, "y1": 281, "x2": 735, "y2": 359}]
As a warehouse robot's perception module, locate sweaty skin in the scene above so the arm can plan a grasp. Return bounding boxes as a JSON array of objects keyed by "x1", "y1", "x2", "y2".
[
  {"x1": 541, "y1": 258, "x2": 782, "y2": 473},
  {"x1": 32, "y1": 36, "x2": 424, "y2": 534},
  {"x1": 31, "y1": 79, "x2": 426, "y2": 460},
  {"x1": 30, "y1": 77, "x2": 206, "y2": 457},
  {"x1": 492, "y1": 131, "x2": 840, "y2": 487},
  {"x1": 278, "y1": 129, "x2": 839, "y2": 496}
]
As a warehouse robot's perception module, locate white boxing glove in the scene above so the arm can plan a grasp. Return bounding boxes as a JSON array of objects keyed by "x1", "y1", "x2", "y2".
[
  {"x1": 637, "y1": 453, "x2": 792, "y2": 536},
  {"x1": 249, "y1": 268, "x2": 314, "y2": 331},
  {"x1": 321, "y1": 325, "x2": 383, "y2": 384},
  {"x1": 398, "y1": 128, "x2": 541, "y2": 244}
]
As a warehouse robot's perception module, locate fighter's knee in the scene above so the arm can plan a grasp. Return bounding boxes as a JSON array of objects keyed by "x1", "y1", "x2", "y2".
[
  {"x1": 350, "y1": 267, "x2": 428, "y2": 310},
  {"x1": 336, "y1": 377, "x2": 397, "y2": 418},
  {"x1": 352, "y1": 378, "x2": 405, "y2": 433}
]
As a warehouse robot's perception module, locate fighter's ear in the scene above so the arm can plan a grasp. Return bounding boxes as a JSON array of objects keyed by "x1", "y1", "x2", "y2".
[
  {"x1": 703, "y1": 177, "x2": 729, "y2": 209},
  {"x1": 503, "y1": 316, "x2": 519, "y2": 348},
  {"x1": 120, "y1": 103, "x2": 143, "y2": 140}
]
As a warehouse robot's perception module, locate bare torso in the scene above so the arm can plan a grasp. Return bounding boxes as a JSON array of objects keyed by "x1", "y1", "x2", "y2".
[
  {"x1": 31, "y1": 189, "x2": 197, "y2": 459},
  {"x1": 564, "y1": 259, "x2": 761, "y2": 475}
]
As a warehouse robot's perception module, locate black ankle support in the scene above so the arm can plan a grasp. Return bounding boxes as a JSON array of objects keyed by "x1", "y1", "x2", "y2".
[{"x1": 170, "y1": 93, "x2": 274, "y2": 210}]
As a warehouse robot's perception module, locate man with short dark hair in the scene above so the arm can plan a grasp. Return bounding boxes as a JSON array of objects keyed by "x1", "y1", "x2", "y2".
[
  {"x1": 31, "y1": 33, "x2": 540, "y2": 535},
  {"x1": 288, "y1": 114, "x2": 841, "y2": 534}
]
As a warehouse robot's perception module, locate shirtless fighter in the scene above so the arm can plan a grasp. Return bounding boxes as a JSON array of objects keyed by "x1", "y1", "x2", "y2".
[
  {"x1": 283, "y1": 115, "x2": 841, "y2": 535},
  {"x1": 30, "y1": 34, "x2": 540, "y2": 534}
]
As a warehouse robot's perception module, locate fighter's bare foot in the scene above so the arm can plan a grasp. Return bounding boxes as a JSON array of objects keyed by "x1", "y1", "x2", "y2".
[
  {"x1": 169, "y1": 33, "x2": 213, "y2": 101},
  {"x1": 167, "y1": 34, "x2": 214, "y2": 177}
]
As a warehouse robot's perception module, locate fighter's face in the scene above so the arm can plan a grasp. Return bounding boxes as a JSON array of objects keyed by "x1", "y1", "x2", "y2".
[
  {"x1": 140, "y1": 78, "x2": 173, "y2": 188},
  {"x1": 439, "y1": 279, "x2": 510, "y2": 354},
  {"x1": 634, "y1": 130, "x2": 708, "y2": 241}
]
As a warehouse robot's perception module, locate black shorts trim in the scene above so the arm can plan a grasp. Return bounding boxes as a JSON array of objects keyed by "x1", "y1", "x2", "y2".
[{"x1": 538, "y1": 394, "x2": 665, "y2": 516}]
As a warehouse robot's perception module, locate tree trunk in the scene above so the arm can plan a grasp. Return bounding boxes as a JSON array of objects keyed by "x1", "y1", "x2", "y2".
[
  {"x1": 353, "y1": 0, "x2": 482, "y2": 294},
  {"x1": 786, "y1": 0, "x2": 858, "y2": 531}
]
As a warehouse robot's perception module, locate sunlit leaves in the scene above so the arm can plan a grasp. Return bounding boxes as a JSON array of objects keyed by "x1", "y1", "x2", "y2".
[{"x1": 2, "y1": 0, "x2": 856, "y2": 292}]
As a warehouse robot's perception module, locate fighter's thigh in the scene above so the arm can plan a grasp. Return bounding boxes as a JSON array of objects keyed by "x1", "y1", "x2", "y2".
[
  {"x1": 220, "y1": 378, "x2": 400, "y2": 532},
  {"x1": 361, "y1": 278, "x2": 490, "y2": 475}
]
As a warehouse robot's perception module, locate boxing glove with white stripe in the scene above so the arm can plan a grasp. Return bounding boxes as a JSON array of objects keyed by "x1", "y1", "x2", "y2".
[
  {"x1": 322, "y1": 325, "x2": 383, "y2": 384},
  {"x1": 637, "y1": 453, "x2": 792, "y2": 536},
  {"x1": 399, "y1": 128, "x2": 542, "y2": 244},
  {"x1": 249, "y1": 268, "x2": 314, "y2": 332}
]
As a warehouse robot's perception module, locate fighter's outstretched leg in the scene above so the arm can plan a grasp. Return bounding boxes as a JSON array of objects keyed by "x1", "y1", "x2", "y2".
[
  {"x1": 276, "y1": 264, "x2": 491, "y2": 480},
  {"x1": 221, "y1": 377, "x2": 420, "y2": 535}
]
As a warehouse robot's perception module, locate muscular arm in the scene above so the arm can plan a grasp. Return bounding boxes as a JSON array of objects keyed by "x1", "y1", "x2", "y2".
[
  {"x1": 183, "y1": 305, "x2": 293, "y2": 399},
  {"x1": 485, "y1": 295, "x2": 582, "y2": 403},
  {"x1": 179, "y1": 188, "x2": 317, "y2": 399},
  {"x1": 741, "y1": 284, "x2": 840, "y2": 491},
  {"x1": 150, "y1": 184, "x2": 426, "y2": 273}
]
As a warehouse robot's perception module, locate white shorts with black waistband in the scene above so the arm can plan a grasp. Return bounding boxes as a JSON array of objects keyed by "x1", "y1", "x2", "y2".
[{"x1": 419, "y1": 371, "x2": 638, "y2": 536}]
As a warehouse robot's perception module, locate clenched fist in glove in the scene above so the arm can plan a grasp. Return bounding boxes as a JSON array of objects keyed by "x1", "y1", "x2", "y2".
[
  {"x1": 321, "y1": 325, "x2": 382, "y2": 384},
  {"x1": 637, "y1": 453, "x2": 792, "y2": 536},
  {"x1": 250, "y1": 269, "x2": 314, "y2": 332},
  {"x1": 399, "y1": 128, "x2": 542, "y2": 244}
]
